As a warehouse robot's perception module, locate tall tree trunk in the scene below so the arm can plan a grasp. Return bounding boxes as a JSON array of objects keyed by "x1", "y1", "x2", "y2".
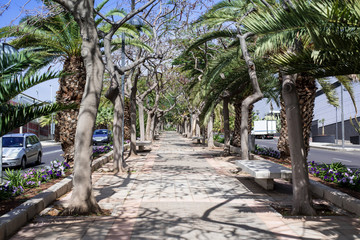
[
  {"x1": 56, "y1": 56, "x2": 86, "y2": 162},
  {"x1": 196, "y1": 117, "x2": 201, "y2": 137},
  {"x1": 223, "y1": 97, "x2": 230, "y2": 156},
  {"x1": 207, "y1": 112, "x2": 215, "y2": 148},
  {"x1": 282, "y1": 73, "x2": 315, "y2": 216},
  {"x1": 124, "y1": 99, "x2": 131, "y2": 140},
  {"x1": 130, "y1": 69, "x2": 140, "y2": 156},
  {"x1": 150, "y1": 112, "x2": 156, "y2": 140},
  {"x1": 238, "y1": 32, "x2": 263, "y2": 160},
  {"x1": 138, "y1": 103, "x2": 145, "y2": 141},
  {"x1": 113, "y1": 95, "x2": 126, "y2": 172},
  {"x1": 232, "y1": 101, "x2": 242, "y2": 147},
  {"x1": 278, "y1": 91, "x2": 290, "y2": 159},
  {"x1": 55, "y1": 0, "x2": 103, "y2": 215},
  {"x1": 278, "y1": 74, "x2": 316, "y2": 160},
  {"x1": 146, "y1": 111, "x2": 154, "y2": 140},
  {"x1": 184, "y1": 118, "x2": 189, "y2": 137}
]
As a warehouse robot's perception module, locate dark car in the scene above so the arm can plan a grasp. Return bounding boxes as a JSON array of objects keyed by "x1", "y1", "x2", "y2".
[
  {"x1": 2, "y1": 133, "x2": 42, "y2": 169},
  {"x1": 92, "y1": 129, "x2": 112, "y2": 145}
]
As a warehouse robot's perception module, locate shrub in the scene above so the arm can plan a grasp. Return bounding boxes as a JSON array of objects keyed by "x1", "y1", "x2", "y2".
[{"x1": 213, "y1": 134, "x2": 224, "y2": 143}]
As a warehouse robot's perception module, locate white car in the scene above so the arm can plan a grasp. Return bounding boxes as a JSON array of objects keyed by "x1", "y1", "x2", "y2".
[{"x1": 2, "y1": 133, "x2": 42, "y2": 169}]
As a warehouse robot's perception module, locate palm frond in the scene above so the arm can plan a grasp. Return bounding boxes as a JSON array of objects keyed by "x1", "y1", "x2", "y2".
[{"x1": 0, "y1": 102, "x2": 77, "y2": 136}]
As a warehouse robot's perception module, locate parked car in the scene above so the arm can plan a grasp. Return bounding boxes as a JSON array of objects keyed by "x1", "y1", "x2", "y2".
[
  {"x1": 92, "y1": 129, "x2": 112, "y2": 145},
  {"x1": 1, "y1": 133, "x2": 42, "y2": 169}
]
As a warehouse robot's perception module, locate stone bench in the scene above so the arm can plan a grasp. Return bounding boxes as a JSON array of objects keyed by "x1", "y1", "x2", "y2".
[
  {"x1": 235, "y1": 160, "x2": 292, "y2": 190},
  {"x1": 192, "y1": 136, "x2": 204, "y2": 143},
  {"x1": 136, "y1": 140, "x2": 151, "y2": 151}
]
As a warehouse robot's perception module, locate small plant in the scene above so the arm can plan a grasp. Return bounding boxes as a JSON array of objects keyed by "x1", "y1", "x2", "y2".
[
  {"x1": 253, "y1": 144, "x2": 280, "y2": 159},
  {"x1": 308, "y1": 161, "x2": 360, "y2": 190},
  {"x1": 213, "y1": 134, "x2": 224, "y2": 143}
]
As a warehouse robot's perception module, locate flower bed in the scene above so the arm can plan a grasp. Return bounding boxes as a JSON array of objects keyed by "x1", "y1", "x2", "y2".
[
  {"x1": 92, "y1": 144, "x2": 113, "y2": 158},
  {"x1": 308, "y1": 161, "x2": 360, "y2": 191},
  {"x1": 0, "y1": 159, "x2": 71, "y2": 200},
  {"x1": 253, "y1": 144, "x2": 280, "y2": 159}
]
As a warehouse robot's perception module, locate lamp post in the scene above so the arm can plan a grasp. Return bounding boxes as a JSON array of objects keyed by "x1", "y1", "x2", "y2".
[
  {"x1": 335, "y1": 106, "x2": 338, "y2": 145},
  {"x1": 0, "y1": 43, "x2": 18, "y2": 183}
]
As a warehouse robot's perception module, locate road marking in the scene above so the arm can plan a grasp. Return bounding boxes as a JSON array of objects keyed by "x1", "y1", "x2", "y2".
[
  {"x1": 43, "y1": 150, "x2": 63, "y2": 155},
  {"x1": 332, "y1": 158, "x2": 352, "y2": 162}
]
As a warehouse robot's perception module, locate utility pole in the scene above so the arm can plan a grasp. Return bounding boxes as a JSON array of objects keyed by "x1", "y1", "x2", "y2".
[{"x1": 335, "y1": 106, "x2": 338, "y2": 145}]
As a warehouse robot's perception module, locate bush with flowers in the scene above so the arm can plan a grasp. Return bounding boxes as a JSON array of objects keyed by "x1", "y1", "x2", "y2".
[
  {"x1": 308, "y1": 161, "x2": 360, "y2": 190},
  {"x1": 0, "y1": 159, "x2": 71, "y2": 200},
  {"x1": 253, "y1": 144, "x2": 281, "y2": 159}
]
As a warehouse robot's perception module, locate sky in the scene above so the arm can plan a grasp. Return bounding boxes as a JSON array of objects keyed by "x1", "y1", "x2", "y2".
[{"x1": 1, "y1": 0, "x2": 277, "y2": 116}]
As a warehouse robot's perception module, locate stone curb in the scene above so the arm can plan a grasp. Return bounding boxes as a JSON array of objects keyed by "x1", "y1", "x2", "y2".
[
  {"x1": 215, "y1": 141, "x2": 360, "y2": 216},
  {"x1": 0, "y1": 148, "x2": 120, "y2": 240},
  {"x1": 309, "y1": 144, "x2": 360, "y2": 152},
  {"x1": 309, "y1": 179, "x2": 360, "y2": 216}
]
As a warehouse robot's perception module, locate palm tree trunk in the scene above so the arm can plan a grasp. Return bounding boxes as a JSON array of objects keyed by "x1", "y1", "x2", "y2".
[
  {"x1": 56, "y1": 56, "x2": 86, "y2": 162},
  {"x1": 278, "y1": 74, "x2": 316, "y2": 160},
  {"x1": 282, "y1": 73, "x2": 315, "y2": 216},
  {"x1": 233, "y1": 101, "x2": 242, "y2": 147}
]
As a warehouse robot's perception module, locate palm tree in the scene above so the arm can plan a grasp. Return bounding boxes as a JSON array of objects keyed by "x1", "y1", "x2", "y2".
[
  {"x1": 0, "y1": 48, "x2": 75, "y2": 136},
  {"x1": 243, "y1": 0, "x2": 360, "y2": 215},
  {"x1": 0, "y1": 11, "x2": 84, "y2": 162}
]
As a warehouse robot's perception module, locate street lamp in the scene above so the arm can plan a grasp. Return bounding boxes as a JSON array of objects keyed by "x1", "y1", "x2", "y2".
[{"x1": 0, "y1": 43, "x2": 18, "y2": 183}]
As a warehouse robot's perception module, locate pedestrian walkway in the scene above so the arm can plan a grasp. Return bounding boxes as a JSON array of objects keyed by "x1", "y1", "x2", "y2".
[{"x1": 11, "y1": 132, "x2": 360, "y2": 239}]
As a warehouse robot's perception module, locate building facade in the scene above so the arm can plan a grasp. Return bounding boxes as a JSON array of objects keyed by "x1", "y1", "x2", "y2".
[
  {"x1": 9, "y1": 93, "x2": 52, "y2": 140},
  {"x1": 312, "y1": 80, "x2": 360, "y2": 141}
]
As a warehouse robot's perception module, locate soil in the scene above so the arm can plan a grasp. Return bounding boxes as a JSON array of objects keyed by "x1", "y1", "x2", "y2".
[
  {"x1": 271, "y1": 199, "x2": 347, "y2": 216},
  {"x1": 0, "y1": 171, "x2": 72, "y2": 216},
  {"x1": 45, "y1": 205, "x2": 111, "y2": 217}
]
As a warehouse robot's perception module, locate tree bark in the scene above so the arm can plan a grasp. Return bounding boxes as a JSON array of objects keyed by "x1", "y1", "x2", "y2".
[
  {"x1": 238, "y1": 32, "x2": 263, "y2": 160},
  {"x1": 184, "y1": 118, "x2": 189, "y2": 137},
  {"x1": 56, "y1": 56, "x2": 86, "y2": 162},
  {"x1": 232, "y1": 101, "x2": 242, "y2": 147},
  {"x1": 282, "y1": 73, "x2": 316, "y2": 216},
  {"x1": 138, "y1": 103, "x2": 145, "y2": 141},
  {"x1": 130, "y1": 69, "x2": 141, "y2": 156},
  {"x1": 54, "y1": 0, "x2": 103, "y2": 215},
  {"x1": 223, "y1": 97, "x2": 231, "y2": 156},
  {"x1": 207, "y1": 112, "x2": 215, "y2": 148}
]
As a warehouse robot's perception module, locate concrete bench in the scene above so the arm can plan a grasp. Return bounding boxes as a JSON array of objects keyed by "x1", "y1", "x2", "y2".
[
  {"x1": 136, "y1": 140, "x2": 151, "y2": 151},
  {"x1": 192, "y1": 136, "x2": 204, "y2": 143},
  {"x1": 235, "y1": 160, "x2": 292, "y2": 190}
]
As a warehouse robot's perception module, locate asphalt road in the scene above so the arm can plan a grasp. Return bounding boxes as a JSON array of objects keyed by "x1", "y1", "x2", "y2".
[
  {"x1": 26, "y1": 145, "x2": 64, "y2": 170},
  {"x1": 255, "y1": 139, "x2": 360, "y2": 169}
]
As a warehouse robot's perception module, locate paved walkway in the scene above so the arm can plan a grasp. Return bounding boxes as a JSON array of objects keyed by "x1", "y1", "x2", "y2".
[{"x1": 11, "y1": 132, "x2": 360, "y2": 239}]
